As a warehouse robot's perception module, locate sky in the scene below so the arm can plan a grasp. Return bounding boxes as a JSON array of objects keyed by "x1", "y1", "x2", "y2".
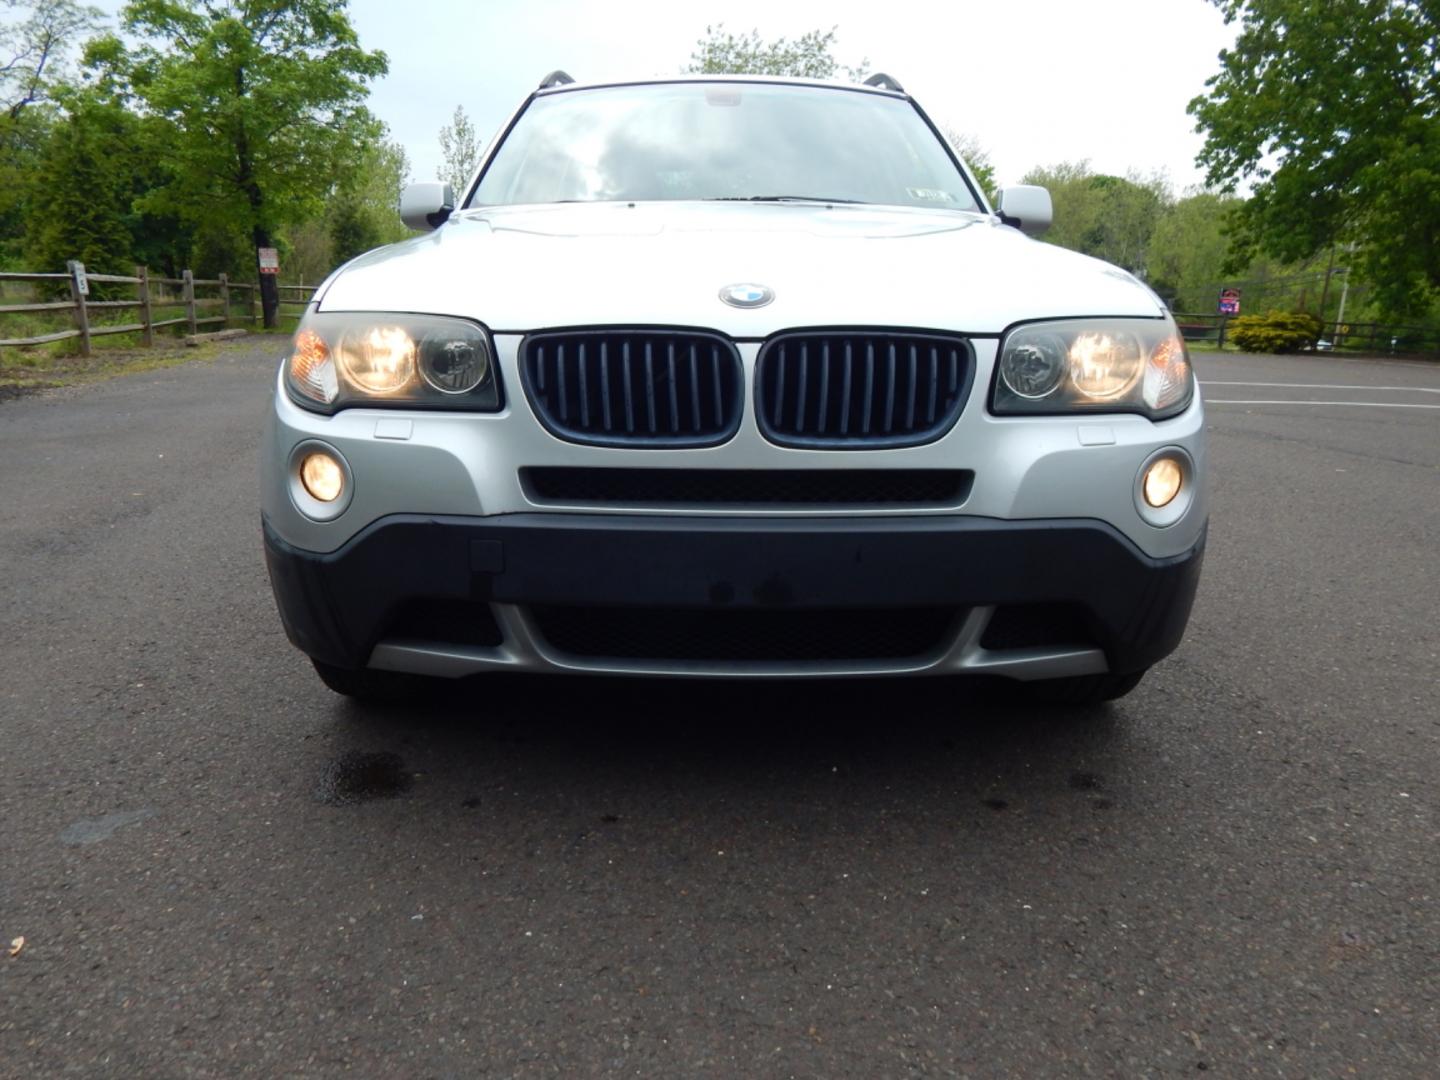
[{"x1": 344, "y1": 0, "x2": 1239, "y2": 193}]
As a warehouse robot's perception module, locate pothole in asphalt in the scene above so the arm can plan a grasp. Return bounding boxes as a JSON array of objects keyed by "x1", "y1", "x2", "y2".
[{"x1": 316, "y1": 751, "x2": 412, "y2": 806}]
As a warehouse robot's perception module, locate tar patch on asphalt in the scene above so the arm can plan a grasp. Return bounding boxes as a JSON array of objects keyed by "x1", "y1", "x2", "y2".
[
  {"x1": 316, "y1": 751, "x2": 413, "y2": 806},
  {"x1": 1068, "y1": 771, "x2": 1104, "y2": 791}
]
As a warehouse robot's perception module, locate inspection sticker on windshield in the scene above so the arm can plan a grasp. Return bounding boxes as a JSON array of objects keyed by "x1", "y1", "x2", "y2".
[{"x1": 907, "y1": 187, "x2": 957, "y2": 203}]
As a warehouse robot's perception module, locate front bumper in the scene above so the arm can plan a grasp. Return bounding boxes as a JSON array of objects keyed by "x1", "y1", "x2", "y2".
[{"x1": 263, "y1": 512, "x2": 1205, "y2": 680}]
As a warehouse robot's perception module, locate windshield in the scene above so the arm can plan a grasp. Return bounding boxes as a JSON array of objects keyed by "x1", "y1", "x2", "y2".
[{"x1": 471, "y1": 82, "x2": 981, "y2": 212}]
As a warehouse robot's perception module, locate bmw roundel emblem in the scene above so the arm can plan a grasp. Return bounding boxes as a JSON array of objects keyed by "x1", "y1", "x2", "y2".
[{"x1": 719, "y1": 283, "x2": 775, "y2": 308}]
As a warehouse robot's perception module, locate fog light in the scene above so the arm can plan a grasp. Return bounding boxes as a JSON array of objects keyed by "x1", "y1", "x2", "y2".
[
  {"x1": 1143, "y1": 457, "x2": 1183, "y2": 508},
  {"x1": 300, "y1": 452, "x2": 344, "y2": 502}
]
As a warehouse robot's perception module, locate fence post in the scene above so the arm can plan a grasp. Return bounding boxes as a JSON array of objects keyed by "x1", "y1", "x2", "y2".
[
  {"x1": 182, "y1": 269, "x2": 197, "y2": 334},
  {"x1": 249, "y1": 280, "x2": 257, "y2": 325},
  {"x1": 66, "y1": 260, "x2": 91, "y2": 358},
  {"x1": 136, "y1": 265, "x2": 154, "y2": 347},
  {"x1": 218, "y1": 272, "x2": 230, "y2": 327}
]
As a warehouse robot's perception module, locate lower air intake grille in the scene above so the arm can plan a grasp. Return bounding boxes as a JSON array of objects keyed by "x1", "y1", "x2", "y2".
[
  {"x1": 530, "y1": 606, "x2": 961, "y2": 662},
  {"x1": 981, "y1": 604, "x2": 1095, "y2": 650},
  {"x1": 756, "y1": 330, "x2": 973, "y2": 448},
  {"x1": 521, "y1": 467, "x2": 973, "y2": 507},
  {"x1": 521, "y1": 329, "x2": 743, "y2": 447},
  {"x1": 382, "y1": 599, "x2": 503, "y2": 647}
]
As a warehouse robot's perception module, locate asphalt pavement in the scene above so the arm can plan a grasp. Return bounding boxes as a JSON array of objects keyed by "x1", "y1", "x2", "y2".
[{"x1": 1, "y1": 341, "x2": 1437, "y2": 1077}]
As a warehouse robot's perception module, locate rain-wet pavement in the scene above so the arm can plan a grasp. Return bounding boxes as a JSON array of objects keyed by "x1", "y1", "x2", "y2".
[{"x1": 1, "y1": 342, "x2": 1437, "y2": 1076}]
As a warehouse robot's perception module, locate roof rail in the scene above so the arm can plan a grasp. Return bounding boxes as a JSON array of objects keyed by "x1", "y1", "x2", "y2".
[
  {"x1": 538, "y1": 70, "x2": 575, "y2": 90},
  {"x1": 863, "y1": 72, "x2": 905, "y2": 93}
]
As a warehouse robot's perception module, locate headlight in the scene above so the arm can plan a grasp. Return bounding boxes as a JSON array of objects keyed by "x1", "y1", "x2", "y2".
[
  {"x1": 993, "y1": 318, "x2": 1193, "y2": 420},
  {"x1": 283, "y1": 312, "x2": 500, "y2": 414},
  {"x1": 338, "y1": 325, "x2": 416, "y2": 394}
]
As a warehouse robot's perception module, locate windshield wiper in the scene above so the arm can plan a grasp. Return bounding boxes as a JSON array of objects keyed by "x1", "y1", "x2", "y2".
[{"x1": 704, "y1": 195, "x2": 870, "y2": 204}]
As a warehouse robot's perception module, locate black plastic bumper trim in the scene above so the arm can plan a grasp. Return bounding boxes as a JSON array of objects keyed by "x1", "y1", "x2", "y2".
[{"x1": 262, "y1": 513, "x2": 1205, "y2": 674}]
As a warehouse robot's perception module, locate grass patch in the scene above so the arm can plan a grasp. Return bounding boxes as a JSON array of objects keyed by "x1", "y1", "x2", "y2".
[{"x1": 0, "y1": 334, "x2": 265, "y2": 398}]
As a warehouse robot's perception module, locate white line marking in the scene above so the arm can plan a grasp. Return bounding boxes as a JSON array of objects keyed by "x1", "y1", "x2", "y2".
[
  {"x1": 1200, "y1": 380, "x2": 1440, "y2": 394},
  {"x1": 1204, "y1": 399, "x2": 1440, "y2": 410}
]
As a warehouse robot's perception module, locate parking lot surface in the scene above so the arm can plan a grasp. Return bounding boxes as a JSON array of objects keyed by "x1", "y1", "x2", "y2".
[{"x1": 1, "y1": 343, "x2": 1436, "y2": 1076}]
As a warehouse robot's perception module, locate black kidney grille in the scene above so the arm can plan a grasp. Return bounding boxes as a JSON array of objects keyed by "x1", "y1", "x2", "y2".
[
  {"x1": 522, "y1": 330, "x2": 743, "y2": 446},
  {"x1": 756, "y1": 331, "x2": 972, "y2": 447}
]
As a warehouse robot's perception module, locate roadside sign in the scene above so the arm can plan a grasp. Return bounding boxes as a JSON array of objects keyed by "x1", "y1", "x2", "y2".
[
  {"x1": 1218, "y1": 287, "x2": 1240, "y2": 315},
  {"x1": 68, "y1": 260, "x2": 89, "y2": 296},
  {"x1": 258, "y1": 247, "x2": 280, "y2": 275}
]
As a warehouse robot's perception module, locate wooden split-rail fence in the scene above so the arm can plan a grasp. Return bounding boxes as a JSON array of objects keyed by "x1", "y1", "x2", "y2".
[{"x1": 0, "y1": 263, "x2": 317, "y2": 356}]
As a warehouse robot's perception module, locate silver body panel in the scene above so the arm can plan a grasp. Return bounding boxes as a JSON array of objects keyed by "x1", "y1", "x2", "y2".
[{"x1": 261, "y1": 334, "x2": 1207, "y2": 560}]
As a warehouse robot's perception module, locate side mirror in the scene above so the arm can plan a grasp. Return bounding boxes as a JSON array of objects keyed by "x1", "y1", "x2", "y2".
[
  {"x1": 400, "y1": 181, "x2": 456, "y2": 231},
  {"x1": 995, "y1": 185, "x2": 1052, "y2": 237}
]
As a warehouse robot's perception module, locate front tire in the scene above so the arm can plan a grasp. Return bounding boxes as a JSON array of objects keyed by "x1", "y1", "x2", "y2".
[
  {"x1": 310, "y1": 659, "x2": 427, "y2": 702},
  {"x1": 1026, "y1": 669, "x2": 1146, "y2": 706}
]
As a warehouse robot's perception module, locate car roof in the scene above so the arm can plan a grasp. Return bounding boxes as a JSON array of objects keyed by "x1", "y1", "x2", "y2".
[{"x1": 534, "y1": 74, "x2": 908, "y2": 100}]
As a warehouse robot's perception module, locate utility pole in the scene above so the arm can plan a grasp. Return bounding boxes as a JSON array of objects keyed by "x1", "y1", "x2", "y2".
[
  {"x1": 1334, "y1": 269, "x2": 1351, "y2": 340},
  {"x1": 1330, "y1": 241, "x2": 1358, "y2": 342},
  {"x1": 1318, "y1": 244, "x2": 1337, "y2": 320}
]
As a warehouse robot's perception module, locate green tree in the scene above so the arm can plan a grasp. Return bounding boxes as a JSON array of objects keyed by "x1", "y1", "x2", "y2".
[
  {"x1": 327, "y1": 198, "x2": 379, "y2": 266},
  {"x1": 94, "y1": 0, "x2": 387, "y2": 326},
  {"x1": 0, "y1": 0, "x2": 102, "y2": 262},
  {"x1": 23, "y1": 81, "x2": 197, "y2": 280},
  {"x1": 274, "y1": 136, "x2": 411, "y2": 281},
  {"x1": 328, "y1": 135, "x2": 410, "y2": 264},
  {"x1": 1146, "y1": 191, "x2": 1244, "y2": 310},
  {"x1": 0, "y1": 104, "x2": 49, "y2": 262},
  {"x1": 942, "y1": 128, "x2": 996, "y2": 201},
  {"x1": 437, "y1": 104, "x2": 479, "y2": 195},
  {"x1": 685, "y1": 24, "x2": 868, "y2": 80},
  {"x1": 187, "y1": 219, "x2": 249, "y2": 279},
  {"x1": 1021, "y1": 161, "x2": 1170, "y2": 274},
  {"x1": 23, "y1": 92, "x2": 134, "y2": 276},
  {"x1": 1, "y1": 0, "x2": 101, "y2": 121},
  {"x1": 277, "y1": 135, "x2": 409, "y2": 278},
  {"x1": 1189, "y1": 0, "x2": 1440, "y2": 317},
  {"x1": 280, "y1": 218, "x2": 330, "y2": 283}
]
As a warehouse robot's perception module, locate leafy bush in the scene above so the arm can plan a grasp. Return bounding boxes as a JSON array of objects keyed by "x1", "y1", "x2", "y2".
[{"x1": 1228, "y1": 310, "x2": 1323, "y2": 353}]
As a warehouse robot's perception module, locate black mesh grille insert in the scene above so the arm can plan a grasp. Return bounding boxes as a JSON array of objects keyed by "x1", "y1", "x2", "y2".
[
  {"x1": 531, "y1": 606, "x2": 961, "y2": 662},
  {"x1": 383, "y1": 599, "x2": 503, "y2": 647},
  {"x1": 521, "y1": 329, "x2": 743, "y2": 447},
  {"x1": 521, "y1": 467, "x2": 973, "y2": 507},
  {"x1": 756, "y1": 330, "x2": 973, "y2": 448},
  {"x1": 981, "y1": 604, "x2": 1094, "y2": 651}
]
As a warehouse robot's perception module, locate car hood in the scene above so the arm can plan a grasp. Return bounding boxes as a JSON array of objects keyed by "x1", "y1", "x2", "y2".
[{"x1": 318, "y1": 202, "x2": 1166, "y2": 335}]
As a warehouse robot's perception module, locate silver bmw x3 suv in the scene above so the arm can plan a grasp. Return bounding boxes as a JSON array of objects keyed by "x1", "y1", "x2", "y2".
[{"x1": 261, "y1": 73, "x2": 1206, "y2": 704}]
